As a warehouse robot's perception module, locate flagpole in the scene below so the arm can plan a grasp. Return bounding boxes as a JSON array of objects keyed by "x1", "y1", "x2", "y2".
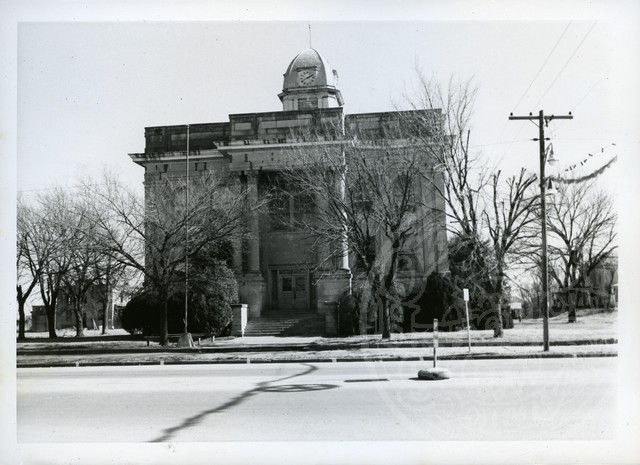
[
  {"x1": 185, "y1": 124, "x2": 189, "y2": 335},
  {"x1": 178, "y1": 124, "x2": 194, "y2": 348}
]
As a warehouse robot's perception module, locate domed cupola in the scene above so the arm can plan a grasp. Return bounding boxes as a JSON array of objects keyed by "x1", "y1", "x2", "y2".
[{"x1": 278, "y1": 48, "x2": 344, "y2": 111}]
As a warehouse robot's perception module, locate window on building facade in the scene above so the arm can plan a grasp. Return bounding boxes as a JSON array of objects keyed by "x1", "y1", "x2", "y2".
[
  {"x1": 269, "y1": 189, "x2": 290, "y2": 231},
  {"x1": 292, "y1": 191, "x2": 315, "y2": 225},
  {"x1": 269, "y1": 182, "x2": 316, "y2": 231},
  {"x1": 352, "y1": 190, "x2": 373, "y2": 214}
]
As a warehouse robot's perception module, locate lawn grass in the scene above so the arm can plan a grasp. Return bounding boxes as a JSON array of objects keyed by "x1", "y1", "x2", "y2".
[
  {"x1": 318, "y1": 310, "x2": 618, "y2": 344},
  {"x1": 17, "y1": 309, "x2": 617, "y2": 352}
]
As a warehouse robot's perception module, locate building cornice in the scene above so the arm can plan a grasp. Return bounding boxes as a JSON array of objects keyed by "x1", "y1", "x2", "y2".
[{"x1": 128, "y1": 149, "x2": 225, "y2": 166}]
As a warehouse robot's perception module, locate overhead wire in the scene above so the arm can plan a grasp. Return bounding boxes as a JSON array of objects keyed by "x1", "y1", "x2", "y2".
[
  {"x1": 498, "y1": 22, "x2": 573, "y2": 160},
  {"x1": 532, "y1": 21, "x2": 598, "y2": 110},
  {"x1": 511, "y1": 21, "x2": 573, "y2": 115},
  {"x1": 501, "y1": 22, "x2": 596, "y2": 163},
  {"x1": 570, "y1": 68, "x2": 610, "y2": 111}
]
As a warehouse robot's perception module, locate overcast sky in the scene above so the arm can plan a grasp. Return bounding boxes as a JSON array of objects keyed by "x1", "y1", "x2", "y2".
[{"x1": 15, "y1": 17, "x2": 635, "y2": 199}]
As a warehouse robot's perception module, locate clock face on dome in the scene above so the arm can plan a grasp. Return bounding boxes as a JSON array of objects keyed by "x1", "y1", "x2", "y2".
[{"x1": 297, "y1": 69, "x2": 316, "y2": 87}]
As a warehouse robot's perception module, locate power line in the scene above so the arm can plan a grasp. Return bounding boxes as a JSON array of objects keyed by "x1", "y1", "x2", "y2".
[
  {"x1": 511, "y1": 21, "x2": 573, "y2": 114},
  {"x1": 500, "y1": 22, "x2": 594, "y2": 161},
  {"x1": 469, "y1": 138, "x2": 532, "y2": 148},
  {"x1": 532, "y1": 21, "x2": 597, "y2": 110},
  {"x1": 570, "y1": 68, "x2": 609, "y2": 111},
  {"x1": 495, "y1": 21, "x2": 572, "y2": 156}
]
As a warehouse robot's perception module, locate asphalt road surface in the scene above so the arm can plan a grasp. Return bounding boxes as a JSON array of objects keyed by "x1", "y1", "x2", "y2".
[{"x1": 17, "y1": 357, "x2": 616, "y2": 442}]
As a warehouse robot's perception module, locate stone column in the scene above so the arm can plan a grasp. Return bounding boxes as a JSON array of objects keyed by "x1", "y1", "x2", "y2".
[
  {"x1": 337, "y1": 159, "x2": 350, "y2": 272},
  {"x1": 231, "y1": 173, "x2": 244, "y2": 275},
  {"x1": 232, "y1": 239, "x2": 243, "y2": 274},
  {"x1": 313, "y1": 157, "x2": 352, "y2": 325},
  {"x1": 246, "y1": 171, "x2": 260, "y2": 273},
  {"x1": 237, "y1": 171, "x2": 265, "y2": 318}
]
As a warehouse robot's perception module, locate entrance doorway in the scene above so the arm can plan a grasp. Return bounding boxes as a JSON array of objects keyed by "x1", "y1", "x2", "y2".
[{"x1": 277, "y1": 271, "x2": 308, "y2": 310}]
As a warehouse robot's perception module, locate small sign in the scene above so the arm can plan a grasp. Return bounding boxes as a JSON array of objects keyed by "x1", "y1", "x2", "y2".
[
  {"x1": 433, "y1": 319, "x2": 438, "y2": 348},
  {"x1": 463, "y1": 288, "x2": 469, "y2": 302}
]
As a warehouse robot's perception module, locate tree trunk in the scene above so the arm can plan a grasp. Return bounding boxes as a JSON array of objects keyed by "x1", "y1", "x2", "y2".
[
  {"x1": 568, "y1": 289, "x2": 577, "y2": 323},
  {"x1": 492, "y1": 299, "x2": 504, "y2": 337},
  {"x1": 17, "y1": 298, "x2": 27, "y2": 341},
  {"x1": 492, "y1": 275, "x2": 504, "y2": 338},
  {"x1": 74, "y1": 301, "x2": 85, "y2": 337},
  {"x1": 381, "y1": 297, "x2": 391, "y2": 339},
  {"x1": 101, "y1": 271, "x2": 111, "y2": 335},
  {"x1": 380, "y1": 241, "x2": 400, "y2": 340},
  {"x1": 159, "y1": 298, "x2": 169, "y2": 346},
  {"x1": 366, "y1": 271, "x2": 381, "y2": 336},
  {"x1": 46, "y1": 304, "x2": 57, "y2": 338},
  {"x1": 101, "y1": 299, "x2": 109, "y2": 335}
]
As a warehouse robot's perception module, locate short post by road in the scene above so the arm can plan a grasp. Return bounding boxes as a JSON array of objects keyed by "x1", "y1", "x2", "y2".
[
  {"x1": 418, "y1": 318, "x2": 451, "y2": 380},
  {"x1": 433, "y1": 318, "x2": 438, "y2": 368},
  {"x1": 464, "y1": 288, "x2": 471, "y2": 352}
]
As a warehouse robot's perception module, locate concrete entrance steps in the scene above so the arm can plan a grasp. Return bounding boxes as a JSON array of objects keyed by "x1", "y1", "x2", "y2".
[{"x1": 243, "y1": 309, "x2": 325, "y2": 337}]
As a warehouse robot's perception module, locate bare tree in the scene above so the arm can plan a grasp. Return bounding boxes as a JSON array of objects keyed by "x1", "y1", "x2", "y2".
[
  {"x1": 481, "y1": 169, "x2": 538, "y2": 335},
  {"x1": 19, "y1": 189, "x2": 83, "y2": 338},
  {"x1": 408, "y1": 74, "x2": 539, "y2": 336},
  {"x1": 408, "y1": 73, "x2": 486, "y2": 240},
  {"x1": 16, "y1": 196, "x2": 49, "y2": 340},
  {"x1": 91, "y1": 170, "x2": 251, "y2": 346},
  {"x1": 279, "y1": 111, "x2": 443, "y2": 339},
  {"x1": 546, "y1": 181, "x2": 617, "y2": 322},
  {"x1": 58, "y1": 197, "x2": 104, "y2": 338},
  {"x1": 93, "y1": 253, "x2": 130, "y2": 335}
]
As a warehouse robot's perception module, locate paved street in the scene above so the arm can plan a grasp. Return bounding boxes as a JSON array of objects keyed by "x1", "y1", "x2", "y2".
[{"x1": 18, "y1": 358, "x2": 616, "y2": 443}]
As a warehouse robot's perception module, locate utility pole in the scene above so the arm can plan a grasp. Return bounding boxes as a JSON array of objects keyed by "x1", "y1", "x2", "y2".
[{"x1": 508, "y1": 110, "x2": 573, "y2": 352}]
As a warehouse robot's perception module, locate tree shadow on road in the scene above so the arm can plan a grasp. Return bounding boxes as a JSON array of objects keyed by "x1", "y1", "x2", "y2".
[{"x1": 150, "y1": 363, "x2": 337, "y2": 442}]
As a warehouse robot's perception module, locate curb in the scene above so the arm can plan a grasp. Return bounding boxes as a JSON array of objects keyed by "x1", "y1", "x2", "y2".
[
  {"x1": 16, "y1": 338, "x2": 619, "y2": 357},
  {"x1": 16, "y1": 351, "x2": 618, "y2": 368}
]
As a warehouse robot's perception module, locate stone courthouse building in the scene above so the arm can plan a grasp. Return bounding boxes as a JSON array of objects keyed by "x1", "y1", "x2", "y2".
[{"x1": 129, "y1": 48, "x2": 448, "y2": 335}]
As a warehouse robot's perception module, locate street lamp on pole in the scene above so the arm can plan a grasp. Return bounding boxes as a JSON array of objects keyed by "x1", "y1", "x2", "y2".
[{"x1": 509, "y1": 110, "x2": 572, "y2": 352}]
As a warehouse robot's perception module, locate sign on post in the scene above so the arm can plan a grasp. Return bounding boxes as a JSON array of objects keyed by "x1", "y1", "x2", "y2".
[{"x1": 463, "y1": 288, "x2": 471, "y2": 352}]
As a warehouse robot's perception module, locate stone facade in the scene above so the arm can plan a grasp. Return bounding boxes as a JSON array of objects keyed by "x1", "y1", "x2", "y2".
[{"x1": 129, "y1": 48, "x2": 448, "y2": 330}]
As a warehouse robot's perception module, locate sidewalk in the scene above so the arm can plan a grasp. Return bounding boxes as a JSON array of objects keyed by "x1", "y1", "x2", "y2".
[
  {"x1": 16, "y1": 342, "x2": 617, "y2": 368},
  {"x1": 17, "y1": 333, "x2": 618, "y2": 368}
]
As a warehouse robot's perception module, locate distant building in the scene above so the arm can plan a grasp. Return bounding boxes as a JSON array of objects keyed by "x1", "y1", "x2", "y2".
[
  {"x1": 587, "y1": 254, "x2": 618, "y2": 309},
  {"x1": 129, "y1": 48, "x2": 448, "y2": 334},
  {"x1": 550, "y1": 253, "x2": 618, "y2": 314},
  {"x1": 29, "y1": 287, "x2": 124, "y2": 333}
]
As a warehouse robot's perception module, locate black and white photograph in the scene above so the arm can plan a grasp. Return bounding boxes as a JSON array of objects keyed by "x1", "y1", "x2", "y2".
[{"x1": 2, "y1": 1, "x2": 639, "y2": 464}]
